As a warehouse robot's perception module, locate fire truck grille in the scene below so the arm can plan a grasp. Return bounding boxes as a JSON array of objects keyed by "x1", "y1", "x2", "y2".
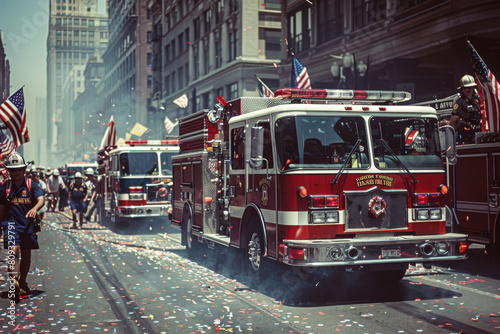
[
  {"x1": 344, "y1": 188, "x2": 408, "y2": 231},
  {"x1": 146, "y1": 184, "x2": 169, "y2": 203}
]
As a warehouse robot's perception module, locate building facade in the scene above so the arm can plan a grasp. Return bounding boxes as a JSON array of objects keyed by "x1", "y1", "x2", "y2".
[
  {"x1": 46, "y1": 0, "x2": 108, "y2": 165},
  {"x1": 281, "y1": 0, "x2": 500, "y2": 103},
  {"x1": 149, "y1": 0, "x2": 282, "y2": 138},
  {"x1": 101, "y1": 0, "x2": 152, "y2": 140},
  {"x1": 0, "y1": 32, "x2": 10, "y2": 103}
]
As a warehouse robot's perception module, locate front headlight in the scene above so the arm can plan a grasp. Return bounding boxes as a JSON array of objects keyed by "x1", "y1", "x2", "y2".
[
  {"x1": 311, "y1": 212, "x2": 325, "y2": 224},
  {"x1": 429, "y1": 208, "x2": 442, "y2": 220}
]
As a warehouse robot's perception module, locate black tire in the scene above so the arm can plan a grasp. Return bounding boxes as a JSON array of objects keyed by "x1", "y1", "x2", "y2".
[
  {"x1": 110, "y1": 193, "x2": 118, "y2": 224},
  {"x1": 244, "y1": 221, "x2": 265, "y2": 275},
  {"x1": 183, "y1": 208, "x2": 200, "y2": 259}
]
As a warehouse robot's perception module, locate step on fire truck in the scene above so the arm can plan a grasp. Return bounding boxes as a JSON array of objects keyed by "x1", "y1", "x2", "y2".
[
  {"x1": 171, "y1": 88, "x2": 469, "y2": 282},
  {"x1": 96, "y1": 140, "x2": 179, "y2": 228}
]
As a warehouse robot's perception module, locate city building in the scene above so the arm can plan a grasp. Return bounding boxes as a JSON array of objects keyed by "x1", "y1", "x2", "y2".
[
  {"x1": 149, "y1": 0, "x2": 282, "y2": 137},
  {"x1": 101, "y1": 0, "x2": 152, "y2": 140},
  {"x1": 46, "y1": 0, "x2": 108, "y2": 165},
  {"x1": 72, "y1": 56, "x2": 106, "y2": 160},
  {"x1": 0, "y1": 31, "x2": 10, "y2": 102},
  {"x1": 280, "y1": 0, "x2": 500, "y2": 103}
]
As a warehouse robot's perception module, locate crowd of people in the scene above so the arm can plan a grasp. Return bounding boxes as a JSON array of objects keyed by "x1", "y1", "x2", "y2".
[
  {"x1": 25, "y1": 166, "x2": 98, "y2": 228},
  {"x1": 0, "y1": 154, "x2": 99, "y2": 302}
]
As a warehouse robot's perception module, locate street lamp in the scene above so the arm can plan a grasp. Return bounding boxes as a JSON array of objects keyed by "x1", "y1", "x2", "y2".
[{"x1": 330, "y1": 53, "x2": 368, "y2": 89}]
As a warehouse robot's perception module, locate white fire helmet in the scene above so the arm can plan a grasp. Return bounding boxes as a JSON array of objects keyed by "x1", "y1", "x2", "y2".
[
  {"x1": 85, "y1": 168, "x2": 94, "y2": 175},
  {"x1": 6, "y1": 153, "x2": 27, "y2": 169},
  {"x1": 75, "y1": 172, "x2": 83, "y2": 179}
]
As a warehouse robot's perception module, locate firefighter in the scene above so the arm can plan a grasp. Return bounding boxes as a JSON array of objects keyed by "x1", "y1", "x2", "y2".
[
  {"x1": 68, "y1": 172, "x2": 88, "y2": 229},
  {"x1": 450, "y1": 74, "x2": 482, "y2": 144}
]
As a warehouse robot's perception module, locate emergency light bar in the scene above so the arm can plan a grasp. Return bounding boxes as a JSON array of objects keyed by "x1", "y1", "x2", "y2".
[
  {"x1": 125, "y1": 140, "x2": 179, "y2": 146},
  {"x1": 274, "y1": 88, "x2": 411, "y2": 102}
]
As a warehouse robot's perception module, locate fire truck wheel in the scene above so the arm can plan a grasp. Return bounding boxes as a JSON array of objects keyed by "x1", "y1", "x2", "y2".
[
  {"x1": 183, "y1": 209, "x2": 200, "y2": 259},
  {"x1": 110, "y1": 193, "x2": 118, "y2": 224},
  {"x1": 245, "y1": 223, "x2": 265, "y2": 274}
]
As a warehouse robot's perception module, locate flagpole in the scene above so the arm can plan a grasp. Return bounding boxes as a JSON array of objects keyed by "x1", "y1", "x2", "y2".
[{"x1": 465, "y1": 36, "x2": 487, "y2": 65}]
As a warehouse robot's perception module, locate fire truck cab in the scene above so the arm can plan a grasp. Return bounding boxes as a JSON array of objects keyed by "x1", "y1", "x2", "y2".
[
  {"x1": 172, "y1": 89, "x2": 468, "y2": 281},
  {"x1": 97, "y1": 140, "x2": 179, "y2": 227}
]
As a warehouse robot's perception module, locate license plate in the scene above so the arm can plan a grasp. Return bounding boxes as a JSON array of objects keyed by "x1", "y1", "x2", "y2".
[{"x1": 382, "y1": 247, "x2": 401, "y2": 257}]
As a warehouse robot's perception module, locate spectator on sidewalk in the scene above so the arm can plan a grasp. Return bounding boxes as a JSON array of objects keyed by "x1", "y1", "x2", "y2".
[{"x1": 68, "y1": 172, "x2": 88, "y2": 229}]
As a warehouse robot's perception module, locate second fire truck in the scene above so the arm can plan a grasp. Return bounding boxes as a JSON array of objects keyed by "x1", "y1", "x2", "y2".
[
  {"x1": 171, "y1": 89, "x2": 469, "y2": 282},
  {"x1": 96, "y1": 140, "x2": 179, "y2": 228}
]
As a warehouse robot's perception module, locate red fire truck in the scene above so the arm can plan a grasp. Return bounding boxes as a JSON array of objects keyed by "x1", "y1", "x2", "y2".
[
  {"x1": 416, "y1": 96, "x2": 500, "y2": 257},
  {"x1": 171, "y1": 88, "x2": 468, "y2": 282},
  {"x1": 96, "y1": 140, "x2": 179, "y2": 228},
  {"x1": 449, "y1": 137, "x2": 500, "y2": 256}
]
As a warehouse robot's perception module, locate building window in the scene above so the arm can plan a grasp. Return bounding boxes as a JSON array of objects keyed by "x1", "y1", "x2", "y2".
[
  {"x1": 194, "y1": 17, "x2": 201, "y2": 40},
  {"x1": 215, "y1": 0, "x2": 223, "y2": 24},
  {"x1": 229, "y1": 0, "x2": 238, "y2": 12},
  {"x1": 147, "y1": 75, "x2": 152, "y2": 89},
  {"x1": 165, "y1": 44, "x2": 171, "y2": 63},
  {"x1": 203, "y1": 39, "x2": 210, "y2": 74},
  {"x1": 288, "y1": 5, "x2": 311, "y2": 54},
  {"x1": 193, "y1": 46, "x2": 200, "y2": 80},
  {"x1": 353, "y1": 0, "x2": 387, "y2": 30},
  {"x1": 215, "y1": 38, "x2": 222, "y2": 68},
  {"x1": 184, "y1": 28, "x2": 190, "y2": 50},
  {"x1": 179, "y1": 66, "x2": 184, "y2": 89},
  {"x1": 203, "y1": 10, "x2": 210, "y2": 34},
  {"x1": 171, "y1": 72, "x2": 176, "y2": 92},
  {"x1": 177, "y1": 33, "x2": 184, "y2": 53},
  {"x1": 82, "y1": 19, "x2": 87, "y2": 26},
  {"x1": 74, "y1": 30, "x2": 79, "y2": 37},
  {"x1": 147, "y1": 53, "x2": 152, "y2": 67},
  {"x1": 229, "y1": 82, "x2": 238, "y2": 100},
  {"x1": 100, "y1": 20, "x2": 108, "y2": 27},
  {"x1": 147, "y1": 31, "x2": 152, "y2": 43},
  {"x1": 317, "y1": 0, "x2": 343, "y2": 44},
  {"x1": 56, "y1": 18, "x2": 62, "y2": 25},
  {"x1": 264, "y1": 29, "x2": 281, "y2": 59},
  {"x1": 228, "y1": 29, "x2": 238, "y2": 61},
  {"x1": 171, "y1": 40, "x2": 176, "y2": 59},
  {"x1": 265, "y1": 0, "x2": 280, "y2": 10},
  {"x1": 164, "y1": 75, "x2": 170, "y2": 94}
]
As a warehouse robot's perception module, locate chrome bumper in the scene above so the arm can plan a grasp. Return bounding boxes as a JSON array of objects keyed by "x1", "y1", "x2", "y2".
[{"x1": 281, "y1": 233, "x2": 468, "y2": 267}]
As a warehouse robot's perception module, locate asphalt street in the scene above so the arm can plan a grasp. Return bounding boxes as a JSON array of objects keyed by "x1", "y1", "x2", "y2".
[{"x1": 1, "y1": 211, "x2": 500, "y2": 333}]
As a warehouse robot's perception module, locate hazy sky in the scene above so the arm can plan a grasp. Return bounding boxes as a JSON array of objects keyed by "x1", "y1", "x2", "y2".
[{"x1": 0, "y1": 0, "x2": 49, "y2": 157}]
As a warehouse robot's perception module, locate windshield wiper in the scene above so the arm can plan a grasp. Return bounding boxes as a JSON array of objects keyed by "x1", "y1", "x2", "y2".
[
  {"x1": 378, "y1": 139, "x2": 418, "y2": 184},
  {"x1": 330, "y1": 138, "x2": 362, "y2": 184}
]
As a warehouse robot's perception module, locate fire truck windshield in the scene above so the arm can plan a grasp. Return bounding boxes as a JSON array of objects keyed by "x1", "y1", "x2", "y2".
[
  {"x1": 275, "y1": 116, "x2": 369, "y2": 170},
  {"x1": 119, "y1": 152, "x2": 159, "y2": 176},
  {"x1": 370, "y1": 116, "x2": 442, "y2": 169}
]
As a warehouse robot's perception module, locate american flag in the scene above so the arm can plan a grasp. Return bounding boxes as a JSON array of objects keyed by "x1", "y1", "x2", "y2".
[
  {"x1": 0, "y1": 87, "x2": 30, "y2": 147},
  {"x1": 164, "y1": 116, "x2": 178, "y2": 134},
  {"x1": 0, "y1": 129, "x2": 15, "y2": 158},
  {"x1": 467, "y1": 39, "x2": 500, "y2": 132},
  {"x1": 291, "y1": 56, "x2": 311, "y2": 89},
  {"x1": 254, "y1": 75, "x2": 274, "y2": 97},
  {"x1": 99, "y1": 116, "x2": 117, "y2": 150},
  {"x1": 173, "y1": 94, "x2": 188, "y2": 108}
]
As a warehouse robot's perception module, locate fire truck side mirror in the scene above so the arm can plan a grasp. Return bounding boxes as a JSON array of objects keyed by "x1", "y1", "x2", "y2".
[
  {"x1": 439, "y1": 125, "x2": 457, "y2": 165},
  {"x1": 250, "y1": 126, "x2": 264, "y2": 169}
]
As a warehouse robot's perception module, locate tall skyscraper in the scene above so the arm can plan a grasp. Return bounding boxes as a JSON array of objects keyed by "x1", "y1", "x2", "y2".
[{"x1": 46, "y1": 0, "x2": 108, "y2": 165}]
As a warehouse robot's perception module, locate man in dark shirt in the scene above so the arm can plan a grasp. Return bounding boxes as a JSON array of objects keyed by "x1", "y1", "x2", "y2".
[
  {"x1": 450, "y1": 74, "x2": 482, "y2": 144},
  {"x1": 0, "y1": 153, "x2": 44, "y2": 301},
  {"x1": 68, "y1": 172, "x2": 88, "y2": 229}
]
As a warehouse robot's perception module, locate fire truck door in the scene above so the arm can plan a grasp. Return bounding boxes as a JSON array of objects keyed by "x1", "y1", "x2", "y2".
[
  {"x1": 247, "y1": 121, "x2": 277, "y2": 257},
  {"x1": 491, "y1": 152, "x2": 500, "y2": 237},
  {"x1": 229, "y1": 125, "x2": 247, "y2": 209},
  {"x1": 455, "y1": 153, "x2": 490, "y2": 240}
]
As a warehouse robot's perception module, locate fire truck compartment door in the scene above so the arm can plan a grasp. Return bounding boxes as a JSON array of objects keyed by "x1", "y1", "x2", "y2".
[{"x1": 455, "y1": 153, "x2": 490, "y2": 238}]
